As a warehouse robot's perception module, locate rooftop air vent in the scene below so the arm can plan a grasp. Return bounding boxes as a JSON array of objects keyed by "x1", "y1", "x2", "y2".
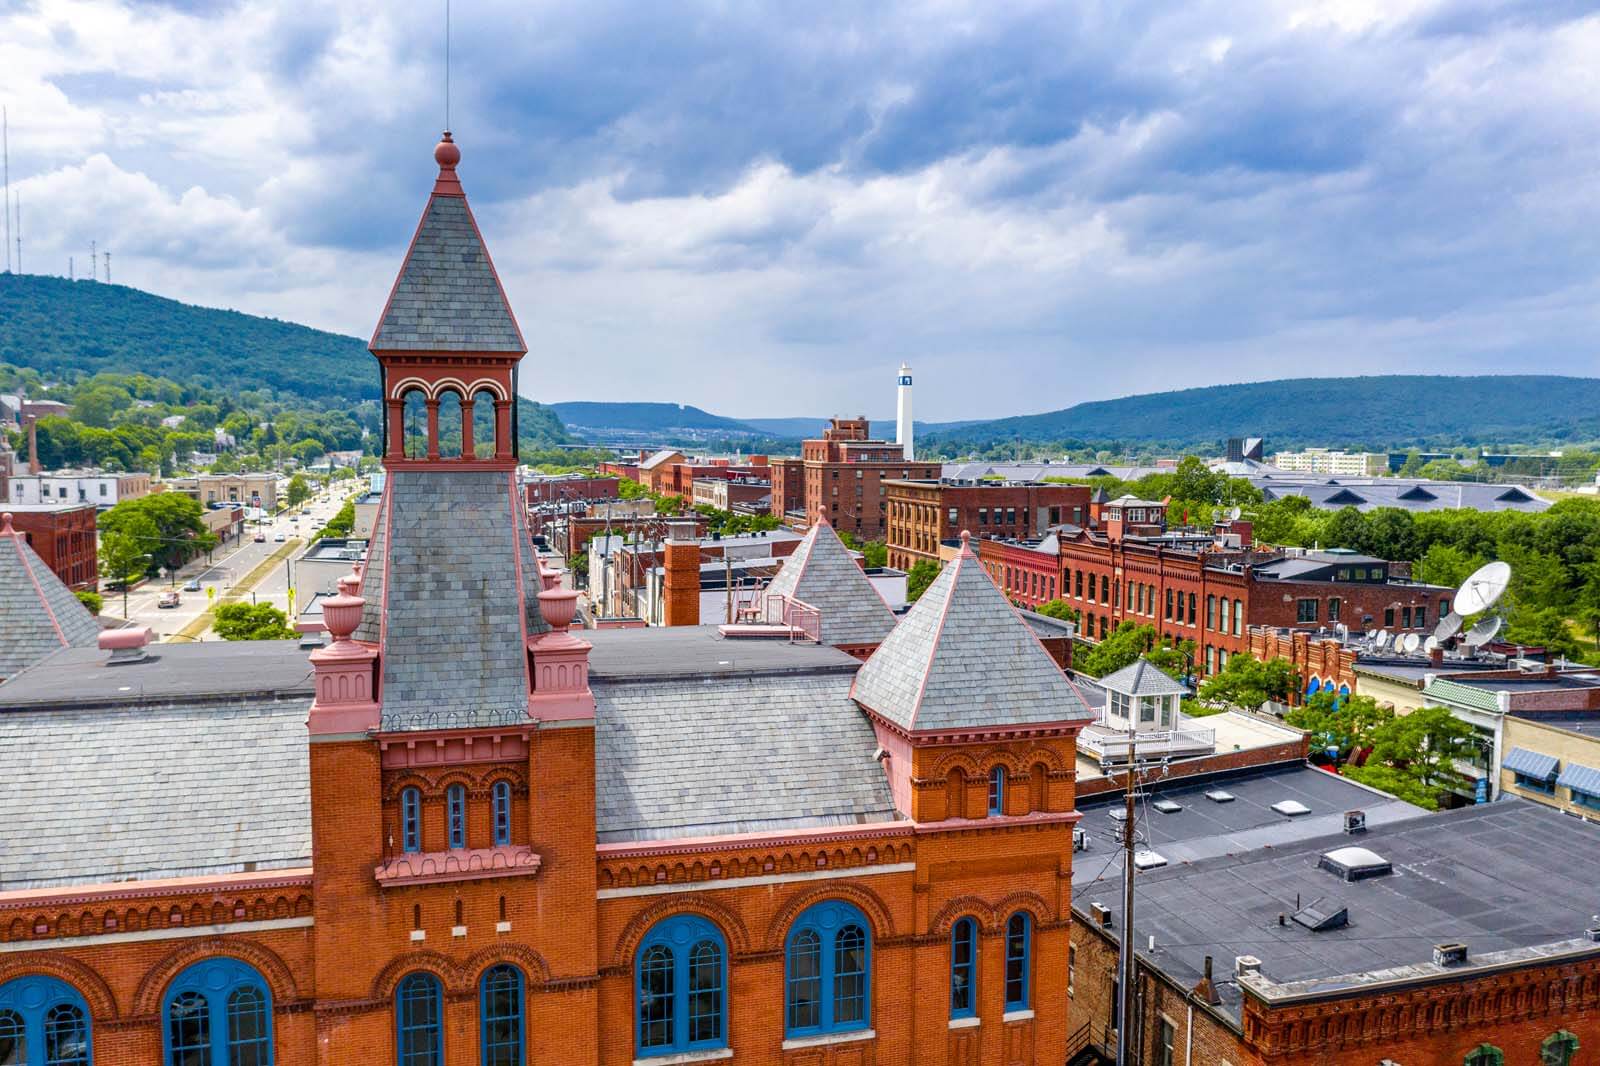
[
  {"x1": 1433, "y1": 943, "x2": 1469, "y2": 966},
  {"x1": 1343, "y1": 810, "x2": 1367, "y2": 834},
  {"x1": 1291, "y1": 900, "x2": 1349, "y2": 932},
  {"x1": 99, "y1": 627, "x2": 153, "y2": 665},
  {"x1": 1272, "y1": 800, "x2": 1311, "y2": 817},
  {"x1": 1133, "y1": 850, "x2": 1167, "y2": 871},
  {"x1": 1205, "y1": 789, "x2": 1235, "y2": 803},
  {"x1": 1319, "y1": 846, "x2": 1393, "y2": 882},
  {"x1": 1073, "y1": 827, "x2": 1089, "y2": 853},
  {"x1": 1090, "y1": 903, "x2": 1112, "y2": 927},
  {"x1": 1235, "y1": 955, "x2": 1262, "y2": 977},
  {"x1": 1587, "y1": 926, "x2": 1600, "y2": 943},
  {"x1": 1153, "y1": 799, "x2": 1183, "y2": 814}
]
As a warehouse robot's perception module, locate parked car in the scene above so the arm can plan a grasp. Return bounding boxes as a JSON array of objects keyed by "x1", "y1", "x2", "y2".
[
  {"x1": 157, "y1": 591, "x2": 180, "y2": 609},
  {"x1": 182, "y1": 578, "x2": 203, "y2": 592},
  {"x1": 254, "y1": 532, "x2": 267, "y2": 543}
]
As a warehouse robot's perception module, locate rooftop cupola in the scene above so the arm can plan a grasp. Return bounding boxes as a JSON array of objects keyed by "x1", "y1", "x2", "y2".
[{"x1": 371, "y1": 132, "x2": 527, "y2": 468}]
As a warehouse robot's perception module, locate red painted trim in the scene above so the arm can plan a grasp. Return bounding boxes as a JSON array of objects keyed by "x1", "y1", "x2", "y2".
[
  {"x1": 906, "y1": 548, "x2": 961, "y2": 729},
  {"x1": 595, "y1": 820, "x2": 916, "y2": 861},
  {"x1": 382, "y1": 459, "x2": 518, "y2": 473},
  {"x1": 376, "y1": 484, "x2": 394, "y2": 659},
  {"x1": 913, "y1": 810, "x2": 1082, "y2": 835},
  {"x1": 7, "y1": 530, "x2": 66, "y2": 645},
  {"x1": 374, "y1": 845, "x2": 540, "y2": 888},
  {"x1": 0, "y1": 868, "x2": 314, "y2": 911},
  {"x1": 507, "y1": 468, "x2": 533, "y2": 698}
]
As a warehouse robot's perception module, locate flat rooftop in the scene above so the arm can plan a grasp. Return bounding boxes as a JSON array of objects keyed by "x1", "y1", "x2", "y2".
[
  {"x1": 1076, "y1": 796, "x2": 1600, "y2": 1020},
  {"x1": 0, "y1": 640, "x2": 315, "y2": 709},
  {"x1": 0, "y1": 502, "x2": 96, "y2": 512},
  {"x1": 1073, "y1": 711, "x2": 1305, "y2": 783},
  {"x1": 586, "y1": 624, "x2": 862, "y2": 683},
  {"x1": 1511, "y1": 711, "x2": 1600, "y2": 739}
]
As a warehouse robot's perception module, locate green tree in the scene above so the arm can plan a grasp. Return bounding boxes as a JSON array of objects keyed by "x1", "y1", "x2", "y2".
[
  {"x1": 906, "y1": 560, "x2": 940, "y2": 602},
  {"x1": 1034, "y1": 598, "x2": 1077, "y2": 623},
  {"x1": 1365, "y1": 704, "x2": 1475, "y2": 794},
  {"x1": 317, "y1": 500, "x2": 356, "y2": 540},
  {"x1": 286, "y1": 474, "x2": 311, "y2": 508},
  {"x1": 617, "y1": 478, "x2": 650, "y2": 500},
  {"x1": 1413, "y1": 543, "x2": 1486, "y2": 589},
  {"x1": 1342, "y1": 763, "x2": 1443, "y2": 810},
  {"x1": 1146, "y1": 637, "x2": 1196, "y2": 683},
  {"x1": 1197, "y1": 653, "x2": 1299, "y2": 710},
  {"x1": 101, "y1": 493, "x2": 217, "y2": 573},
  {"x1": 74, "y1": 589, "x2": 104, "y2": 615},
  {"x1": 99, "y1": 518, "x2": 156, "y2": 617},
  {"x1": 860, "y1": 540, "x2": 888, "y2": 569},
  {"x1": 213, "y1": 601, "x2": 297, "y2": 641},
  {"x1": 1285, "y1": 691, "x2": 1393, "y2": 758},
  {"x1": 1077, "y1": 621, "x2": 1159, "y2": 678}
]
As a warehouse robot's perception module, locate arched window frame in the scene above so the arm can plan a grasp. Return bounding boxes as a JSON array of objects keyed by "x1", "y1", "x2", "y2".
[
  {"x1": 0, "y1": 975, "x2": 92, "y2": 1066},
  {"x1": 1541, "y1": 1031, "x2": 1579, "y2": 1066},
  {"x1": 1004, "y1": 912, "x2": 1031, "y2": 1012},
  {"x1": 784, "y1": 900, "x2": 871, "y2": 1038},
  {"x1": 401, "y1": 787, "x2": 422, "y2": 853},
  {"x1": 447, "y1": 785, "x2": 467, "y2": 850},
  {"x1": 635, "y1": 914, "x2": 728, "y2": 1057},
  {"x1": 161, "y1": 957, "x2": 274, "y2": 1066},
  {"x1": 949, "y1": 917, "x2": 977, "y2": 1020},
  {"x1": 395, "y1": 972, "x2": 443, "y2": 1066},
  {"x1": 1464, "y1": 1046, "x2": 1503, "y2": 1066},
  {"x1": 987, "y1": 766, "x2": 1006, "y2": 817},
  {"x1": 491, "y1": 782, "x2": 512, "y2": 847},
  {"x1": 478, "y1": 964, "x2": 524, "y2": 1066}
]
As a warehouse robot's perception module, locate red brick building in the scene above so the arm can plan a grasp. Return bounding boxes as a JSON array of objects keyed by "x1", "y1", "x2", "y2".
[
  {"x1": 0, "y1": 134, "x2": 1106, "y2": 1066},
  {"x1": 769, "y1": 457, "x2": 805, "y2": 520},
  {"x1": 776, "y1": 419, "x2": 939, "y2": 539},
  {"x1": 978, "y1": 534, "x2": 1065, "y2": 610},
  {"x1": 1050, "y1": 497, "x2": 1452, "y2": 677},
  {"x1": 890, "y1": 480, "x2": 1090, "y2": 572},
  {"x1": 525, "y1": 474, "x2": 618, "y2": 505},
  {"x1": 3, "y1": 502, "x2": 98, "y2": 590}
]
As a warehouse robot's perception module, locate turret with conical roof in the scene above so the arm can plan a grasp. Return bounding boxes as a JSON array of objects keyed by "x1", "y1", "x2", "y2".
[
  {"x1": 0, "y1": 511, "x2": 101, "y2": 681},
  {"x1": 763, "y1": 517, "x2": 896, "y2": 657}
]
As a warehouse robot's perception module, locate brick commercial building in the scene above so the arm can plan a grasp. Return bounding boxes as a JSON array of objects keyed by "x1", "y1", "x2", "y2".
[
  {"x1": 1, "y1": 502, "x2": 98, "y2": 590},
  {"x1": 7, "y1": 469, "x2": 152, "y2": 509},
  {"x1": 1050, "y1": 497, "x2": 1452, "y2": 678},
  {"x1": 776, "y1": 418, "x2": 939, "y2": 539},
  {"x1": 167, "y1": 472, "x2": 281, "y2": 513},
  {"x1": 524, "y1": 473, "x2": 619, "y2": 505},
  {"x1": 0, "y1": 135, "x2": 1108, "y2": 1066},
  {"x1": 769, "y1": 456, "x2": 805, "y2": 520},
  {"x1": 885, "y1": 480, "x2": 1091, "y2": 572},
  {"x1": 978, "y1": 533, "x2": 1065, "y2": 611},
  {"x1": 0, "y1": 510, "x2": 101, "y2": 680},
  {"x1": 1068, "y1": 767, "x2": 1600, "y2": 1064},
  {"x1": 692, "y1": 476, "x2": 770, "y2": 511}
]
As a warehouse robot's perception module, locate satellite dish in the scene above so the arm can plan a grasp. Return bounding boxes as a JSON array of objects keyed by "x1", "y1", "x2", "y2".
[
  {"x1": 1433, "y1": 611, "x2": 1463, "y2": 641},
  {"x1": 1401, "y1": 632, "x2": 1421, "y2": 655},
  {"x1": 1375, "y1": 629, "x2": 1391, "y2": 649},
  {"x1": 1464, "y1": 614, "x2": 1503, "y2": 649},
  {"x1": 1454, "y1": 560, "x2": 1512, "y2": 617},
  {"x1": 1229, "y1": 506, "x2": 1242, "y2": 521},
  {"x1": 1423, "y1": 635, "x2": 1439, "y2": 654}
]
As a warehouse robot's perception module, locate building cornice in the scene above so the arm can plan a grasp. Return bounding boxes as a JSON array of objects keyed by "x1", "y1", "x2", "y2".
[
  {"x1": 0, "y1": 868, "x2": 314, "y2": 911},
  {"x1": 595, "y1": 821, "x2": 915, "y2": 861}
]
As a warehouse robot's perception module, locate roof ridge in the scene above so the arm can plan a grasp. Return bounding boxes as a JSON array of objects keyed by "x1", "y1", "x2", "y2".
[
  {"x1": 7, "y1": 528, "x2": 67, "y2": 646},
  {"x1": 906, "y1": 550, "x2": 961, "y2": 729}
]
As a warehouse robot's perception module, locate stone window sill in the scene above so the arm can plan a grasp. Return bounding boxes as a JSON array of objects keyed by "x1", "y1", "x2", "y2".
[
  {"x1": 948, "y1": 1016, "x2": 980, "y2": 1030},
  {"x1": 1003, "y1": 1008, "x2": 1035, "y2": 1023},
  {"x1": 781, "y1": 1028, "x2": 875, "y2": 1051},
  {"x1": 632, "y1": 1048, "x2": 732, "y2": 1066}
]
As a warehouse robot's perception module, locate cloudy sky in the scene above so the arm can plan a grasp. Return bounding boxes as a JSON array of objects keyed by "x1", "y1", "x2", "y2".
[{"x1": 2, "y1": 0, "x2": 1597, "y2": 420}]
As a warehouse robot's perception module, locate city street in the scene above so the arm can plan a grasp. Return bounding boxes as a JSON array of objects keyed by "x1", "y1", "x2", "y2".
[{"x1": 109, "y1": 488, "x2": 353, "y2": 641}]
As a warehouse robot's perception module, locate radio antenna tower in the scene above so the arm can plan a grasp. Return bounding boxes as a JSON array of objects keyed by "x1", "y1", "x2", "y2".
[
  {"x1": 3, "y1": 106, "x2": 10, "y2": 274},
  {"x1": 90, "y1": 240, "x2": 96, "y2": 281},
  {"x1": 69, "y1": 255, "x2": 73, "y2": 281},
  {"x1": 104, "y1": 251, "x2": 110, "y2": 284},
  {"x1": 13, "y1": 190, "x2": 18, "y2": 274}
]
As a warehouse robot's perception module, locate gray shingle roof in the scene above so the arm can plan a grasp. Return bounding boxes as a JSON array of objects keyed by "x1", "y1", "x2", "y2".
[
  {"x1": 763, "y1": 522, "x2": 896, "y2": 647},
  {"x1": 594, "y1": 674, "x2": 900, "y2": 842},
  {"x1": 0, "y1": 524, "x2": 101, "y2": 680},
  {"x1": 0, "y1": 697, "x2": 311, "y2": 889},
  {"x1": 371, "y1": 193, "x2": 525, "y2": 353},
  {"x1": 851, "y1": 542, "x2": 1091, "y2": 733},
  {"x1": 372, "y1": 470, "x2": 534, "y2": 729},
  {"x1": 1098, "y1": 659, "x2": 1189, "y2": 697}
]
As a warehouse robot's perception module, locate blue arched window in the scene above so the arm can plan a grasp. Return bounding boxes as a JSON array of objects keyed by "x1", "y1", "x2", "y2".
[
  {"x1": 949, "y1": 917, "x2": 977, "y2": 1019},
  {"x1": 492, "y1": 782, "x2": 512, "y2": 847},
  {"x1": 785, "y1": 901, "x2": 870, "y2": 1037},
  {"x1": 401, "y1": 788, "x2": 421, "y2": 853},
  {"x1": 0, "y1": 975, "x2": 92, "y2": 1066},
  {"x1": 1004, "y1": 912, "x2": 1031, "y2": 1011},
  {"x1": 1306, "y1": 677, "x2": 1322, "y2": 696},
  {"x1": 447, "y1": 785, "x2": 467, "y2": 850},
  {"x1": 162, "y1": 957, "x2": 272, "y2": 1066},
  {"x1": 478, "y1": 965, "x2": 523, "y2": 1066},
  {"x1": 636, "y1": 914, "x2": 726, "y2": 1057},
  {"x1": 395, "y1": 972, "x2": 442, "y2": 1066},
  {"x1": 987, "y1": 767, "x2": 1006, "y2": 816}
]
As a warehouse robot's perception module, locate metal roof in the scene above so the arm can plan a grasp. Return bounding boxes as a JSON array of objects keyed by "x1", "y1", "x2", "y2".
[
  {"x1": 1502, "y1": 746, "x2": 1559, "y2": 781},
  {"x1": 1557, "y1": 762, "x2": 1600, "y2": 797},
  {"x1": 1423, "y1": 677, "x2": 1503, "y2": 713}
]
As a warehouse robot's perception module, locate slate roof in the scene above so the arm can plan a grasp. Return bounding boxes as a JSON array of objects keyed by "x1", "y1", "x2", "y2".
[
  {"x1": 0, "y1": 696, "x2": 311, "y2": 889},
  {"x1": 763, "y1": 521, "x2": 897, "y2": 648},
  {"x1": 371, "y1": 192, "x2": 525, "y2": 352},
  {"x1": 594, "y1": 673, "x2": 900, "y2": 842},
  {"x1": 1099, "y1": 659, "x2": 1189, "y2": 697},
  {"x1": 0, "y1": 519, "x2": 101, "y2": 680},
  {"x1": 1075, "y1": 796, "x2": 1600, "y2": 1021},
  {"x1": 851, "y1": 539, "x2": 1091, "y2": 732},
  {"x1": 368, "y1": 470, "x2": 540, "y2": 729}
]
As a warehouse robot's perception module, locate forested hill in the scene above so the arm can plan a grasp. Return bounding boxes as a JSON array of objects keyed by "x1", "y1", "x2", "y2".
[
  {"x1": 922, "y1": 375, "x2": 1600, "y2": 452},
  {"x1": 0, "y1": 273, "x2": 568, "y2": 446}
]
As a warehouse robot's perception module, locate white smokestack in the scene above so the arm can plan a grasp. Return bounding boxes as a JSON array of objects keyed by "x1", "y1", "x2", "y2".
[{"x1": 896, "y1": 363, "x2": 914, "y2": 460}]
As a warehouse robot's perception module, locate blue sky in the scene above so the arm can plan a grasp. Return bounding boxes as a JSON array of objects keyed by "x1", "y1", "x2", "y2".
[{"x1": 1, "y1": 0, "x2": 1597, "y2": 419}]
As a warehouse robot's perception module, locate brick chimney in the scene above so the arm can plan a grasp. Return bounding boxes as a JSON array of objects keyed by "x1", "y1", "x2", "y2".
[
  {"x1": 1193, "y1": 955, "x2": 1221, "y2": 1006},
  {"x1": 307, "y1": 573, "x2": 380, "y2": 735},
  {"x1": 662, "y1": 519, "x2": 700, "y2": 627}
]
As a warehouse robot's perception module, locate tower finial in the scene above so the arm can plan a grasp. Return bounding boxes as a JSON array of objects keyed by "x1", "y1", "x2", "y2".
[{"x1": 1, "y1": 512, "x2": 12, "y2": 535}]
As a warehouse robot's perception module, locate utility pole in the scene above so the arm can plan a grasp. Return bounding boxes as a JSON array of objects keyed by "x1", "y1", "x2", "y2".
[{"x1": 1117, "y1": 729, "x2": 1138, "y2": 1066}]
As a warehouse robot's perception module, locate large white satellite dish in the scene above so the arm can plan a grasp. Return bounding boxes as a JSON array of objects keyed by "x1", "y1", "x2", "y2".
[
  {"x1": 1423, "y1": 635, "x2": 1439, "y2": 654},
  {"x1": 1400, "y1": 632, "x2": 1421, "y2": 655},
  {"x1": 1464, "y1": 614, "x2": 1503, "y2": 649},
  {"x1": 1433, "y1": 611, "x2": 1463, "y2": 642},
  {"x1": 1375, "y1": 629, "x2": 1391, "y2": 650},
  {"x1": 1454, "y1": 561, "x2": 1512, "y2": 617}
]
